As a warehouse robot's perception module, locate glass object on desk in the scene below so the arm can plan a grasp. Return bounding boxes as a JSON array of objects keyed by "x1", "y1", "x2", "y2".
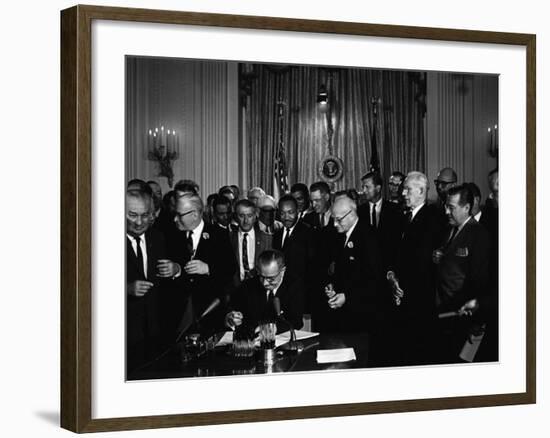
[
  {"x1": 232, "y1": 325, "x2": 255, "y2": 358},
  {"x1": 259, "y1": 322, "x2": 277, "y2": 349},
  {"x1": 179, "y1": 333, "x2": 203, "y2": 363}
]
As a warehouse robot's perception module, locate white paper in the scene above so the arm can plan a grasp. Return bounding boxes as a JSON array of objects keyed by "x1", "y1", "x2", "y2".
[
  {"x1": 275, "y1": 330, "x2": 319, "y2": 347},
  {"x1": 215, "y1": 331, "x2": 234, "y2": 347},
  {"x1": 317, "y1": 348, "x2": 357, "y2": 364}
]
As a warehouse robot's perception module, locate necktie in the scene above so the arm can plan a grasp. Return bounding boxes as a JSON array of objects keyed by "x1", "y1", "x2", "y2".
[
  {"x1": 185, "y1": 230, "x2": 194, "y2": 261},
  {"x1": 405, "y1": 209, "x2": 413, "y2": 223},
  {"x1": 242, "y1": 232, "x2": 250, "y2": 278},
  {"x1": 449, "y1": 226, "x2": 458, "y2": 242},
  {"x1": 320, "y1": 213, "x2": 325, "y2": 228},
  {"x1": 133, "y1": 235, "x2": 146, "y2": 279},
  {"x1": 282, "y1": 227, "x2": 291, "y2": 248},
  {"x1": 371, "y1": 203, "x2": 377, "y2": 228},
  {"x1": 444, "y1": 227, "x2": 458, "y2": 249}
]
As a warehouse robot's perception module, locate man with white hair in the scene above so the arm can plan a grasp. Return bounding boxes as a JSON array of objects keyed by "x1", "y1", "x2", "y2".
[
  {"x1": 126, "y1": 189, "x2": 180, "y2": 372},
  {"x1": 165, "y1": 193, "x2": 236, "y2": 338},
  {"x1": 247, "y1": 186, "x2": 266, "y2": 206},
  {"x1": 385, "y1": 171, "x2": 444, "y2": 365},
  {"x1": 257, "y1": 194, "x2": 283, "y2": 235},
  {"x1": 322, "y1": 195, "x2": 383, "y2": 333}
]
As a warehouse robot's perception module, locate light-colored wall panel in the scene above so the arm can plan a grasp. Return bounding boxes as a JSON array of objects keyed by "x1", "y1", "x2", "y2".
[
  {"x1": 426, "y1": 72, "x2": 498, "y2": 201},
  {"x1": 126, "y1": 57, "x2": 239, "y2": 197}
]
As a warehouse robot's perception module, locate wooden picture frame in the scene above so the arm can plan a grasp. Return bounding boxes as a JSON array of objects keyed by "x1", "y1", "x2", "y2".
[{"x1": 60, "y1": 4, "x2": 536, "y2": 433}]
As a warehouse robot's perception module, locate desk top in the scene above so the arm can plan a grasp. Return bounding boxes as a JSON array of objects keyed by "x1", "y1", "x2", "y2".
[{"x1": 128, "y1": 332, "x2": 371, "y2": 381}]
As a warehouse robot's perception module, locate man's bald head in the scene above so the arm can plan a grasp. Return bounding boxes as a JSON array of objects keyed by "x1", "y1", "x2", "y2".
[
  {"x1": 126, "y1": 190, "x2": 153, "y2": 237},
  {"x1": 435, "y1": 167, "x2": 458, "y2": 201},
  {"x1": 175, "y1": 194, "x2": 204, "y2": 231},
  {"x1": 331, "y1": 196, "x2": 358, "y2": 233}
]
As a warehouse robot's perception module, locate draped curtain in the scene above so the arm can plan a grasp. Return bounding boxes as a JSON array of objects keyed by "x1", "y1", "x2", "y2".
[{"x1": 243, "y1": 64, "x2": 426, "y2": 194}]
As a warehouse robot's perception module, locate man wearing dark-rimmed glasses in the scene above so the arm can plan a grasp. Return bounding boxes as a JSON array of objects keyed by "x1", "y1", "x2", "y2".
[
  {"x1": 321, "y1": 195, "x2": 383, "y2": 334},
  {"x1": 225, "y1": 250, "x2": 304, "y2": 333},
  {"x1": 164, "y1": 193, "x2": 236, "y2": 338}
]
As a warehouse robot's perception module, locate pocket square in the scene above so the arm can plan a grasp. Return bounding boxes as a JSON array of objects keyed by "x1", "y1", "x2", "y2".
[{"x1": 455, "y1": 247, "x2": 469, "y2": 257}]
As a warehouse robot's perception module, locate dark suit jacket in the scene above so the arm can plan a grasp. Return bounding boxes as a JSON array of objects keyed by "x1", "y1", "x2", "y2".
[
  {"x1": 229, "y1": 273, "x2": 305, "y2": 332},
  {"x1": 302, "y1": 210, "x2": 333, "y2": 230},
  {"x1": 151, "y1": 206, "x2": 174, "y2": 235},
  {"x1": 126, "y1": 228, "x2": 167, "y2": 371},
  {"x1": 358, "y1": 199, "x2": 404, "y2": 271},
  {"x1": 272, "y1": 221, "x2": 314, "y2": 281},
  {"x1": 326, "y1": 220, "x2": 383, "y2": 332},
  {"x1": 436, "y1": 218, "x2": 490, "y2": 313},
  {"x1": 302, "y1": 211, "x2": 340, "y2": 323},
  {"x1": 229, "y1": 225, "x2": 272, "y2": 287},
  {"x1": 165, "y1": 222, "x2": 236, "y2": 336},
  {"x1": 394, "y1": 203, "x2": 444, "y2": 322}
]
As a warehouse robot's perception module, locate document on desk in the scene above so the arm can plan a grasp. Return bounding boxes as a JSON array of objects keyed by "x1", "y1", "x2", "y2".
[
  {"x1": 215, "y1": 331, "x2": 234, "y2": 347},
  {"x1": 275, "y1": 330, "x2": 319, "y2": 347},
  {"x1": 316, "y1": 348, "x2": 356, "y2": 363}
]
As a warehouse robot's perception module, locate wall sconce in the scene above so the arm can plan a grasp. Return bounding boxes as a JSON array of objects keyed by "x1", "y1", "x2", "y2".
[
  {"x1": 488, "y1": 124, "x2": 498, "y2": 158},
  {"x1": 317, "y1": 84, "x2": 329, "y2": 112},
  {"x1": 147, "y1": 125, "x2": 180, "y2": 187}
]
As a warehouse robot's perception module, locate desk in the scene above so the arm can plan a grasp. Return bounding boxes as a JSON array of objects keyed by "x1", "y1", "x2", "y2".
[{"x1": 128, "y1": 332, "x2": 371, "y2": 381}]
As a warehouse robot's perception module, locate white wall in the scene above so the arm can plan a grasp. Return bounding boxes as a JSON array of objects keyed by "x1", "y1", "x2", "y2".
[
  {"x1": 426, "y1": 72, "x2": 499, "y2": 201},
  {"x1": 126, "y1": 57, "x2": 240, "y2": 196},
  {"x1": 1, "y1": 1, "x2": 546, "y2": 438}
]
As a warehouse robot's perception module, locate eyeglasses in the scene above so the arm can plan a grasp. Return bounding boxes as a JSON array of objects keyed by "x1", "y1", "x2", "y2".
[
  {"x1": 434, "y1": 180, "x2": 453, "y2": 187},
  {"x1": 176, "y1": 209, "x2": 196, "y2": 219},
  {"x1": 258, "y1": 269, "x2": 284, "y2": 283},
  {"x1": 333, "y1": 210, "x2": 352, "y2": 223}
]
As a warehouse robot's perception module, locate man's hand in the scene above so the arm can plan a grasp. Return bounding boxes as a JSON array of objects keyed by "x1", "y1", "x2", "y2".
[
  {"x1": 225, "y1": 311, "x2": 243, "y2": 329},
  {"x1": 386, "y1": 271, "x2": 404, "y2": 305},
  {"x1": 432, "y1": 248, "x2": 444, "y2": 265},
  {"x1": 458, "y1": 298, "x2": 479, "y2": 317},
  {"x1": 324, "y1": 283, "x2": 336, "y2": 299},
  {"x1": 392, "y1": 282, "x2": 404, "y2": 305},
  {"x1": 156, "y1": 259, "x2": 180, "y2": 278},
  {"x1": 184, "y1": 260, "x2": 210, "y2": 275},
  {"x1": 127, "y1": 280, "x2": 154, "y2": 297},
  {"x1": 328, "y1": 293, "x2": 346, "y2": 309}
]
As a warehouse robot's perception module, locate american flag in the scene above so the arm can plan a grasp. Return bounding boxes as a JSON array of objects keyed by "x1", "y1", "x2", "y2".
[
  {"x1": 369, "y1": 123, "x2": 380, "y2": 173},
  {"x1": 273, "y1": 143, "x2": 289, "y2": 201},
  {"x1": 273, "y1": 102, "x2": 289, "y2": 200},
  {"x1": 369, "y1": 97, "x2": 381, "y2": 173}
]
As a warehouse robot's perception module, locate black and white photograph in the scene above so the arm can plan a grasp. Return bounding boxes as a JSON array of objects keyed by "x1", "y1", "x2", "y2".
[{"x1": 125, "y1": 56, "x2": 500, "y2": 380}]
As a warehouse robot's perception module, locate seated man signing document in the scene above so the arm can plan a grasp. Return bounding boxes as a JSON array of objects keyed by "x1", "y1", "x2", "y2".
[{"x1": 225, "y1": 250, "x2": 305, "y2": 334}]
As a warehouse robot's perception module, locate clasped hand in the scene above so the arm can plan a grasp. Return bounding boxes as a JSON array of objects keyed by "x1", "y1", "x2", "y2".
[
  {"x1": 184, "y1": 259, "x2": 210, "y2": 275},
  {"x1": 127, "y1": 280, "x2": 154, "y2": 297},
  {"x1": 156, "y1": 259, "x2": 180, "y2": 278},
  {"x1": 386, "y1": 271, "x2": 404, "y2": 305},
  {"x1": 225, "y1": 311, "x2": 243, "y2": 328},
  {"x1": 458, "y1": 298, "x2": 479, "y2": 317},
  {"x1": 325, "y1": 283, "x2": 346, "y2": 309}
]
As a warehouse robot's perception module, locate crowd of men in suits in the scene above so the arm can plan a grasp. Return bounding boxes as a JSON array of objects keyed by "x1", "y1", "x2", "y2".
[{"x1": 126, "y1": 167, "x2": 499, "y2": 373}]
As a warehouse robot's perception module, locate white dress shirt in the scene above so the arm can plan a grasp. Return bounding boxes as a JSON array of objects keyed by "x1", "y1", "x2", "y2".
[
  {"x1": 410, "y1": 202, "x2": 426, "y2": 221},
  {"x1": 344, "y1": 218, "x2": 359, "y2": 247},
  {"x1": 188, "y1": 220, "x2": 205, "y2": 254},
  {"x1": 369, "y1": 198, "x2": 382, "y2": 227},
  {"x1": 281, "y1": 223, "x2": 297, "y2": 247},
  {"x1": 127, "y1": 233, "x2": 148, "y2": 278},
  {"x1": 238, "y1": 227, "x2": 256, "y2": 280}
]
